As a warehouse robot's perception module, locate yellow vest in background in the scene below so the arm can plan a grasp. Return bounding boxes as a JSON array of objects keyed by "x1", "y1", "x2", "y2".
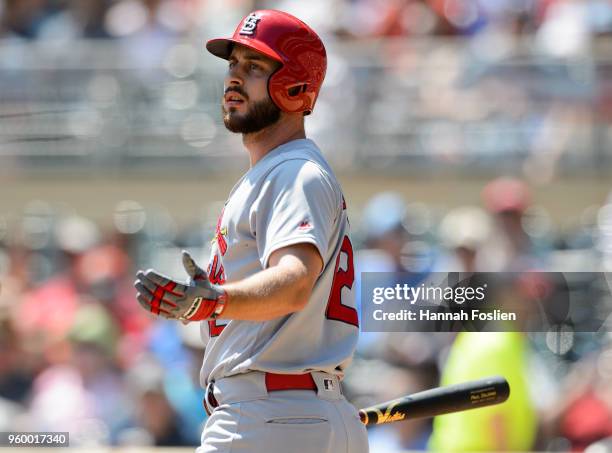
[{"x1": 429, "y1": 331, "x2": 537, "y2": 451}]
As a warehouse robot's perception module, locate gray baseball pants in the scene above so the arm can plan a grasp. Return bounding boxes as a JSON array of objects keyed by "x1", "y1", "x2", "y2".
[{"x1": 197, "y1": 371, "x2": 369, "y2": 453}]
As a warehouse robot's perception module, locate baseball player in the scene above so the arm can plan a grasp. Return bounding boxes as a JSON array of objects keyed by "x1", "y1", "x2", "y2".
[{"x1": 134, "y1": 10, "x2": 368, "y2": 453}]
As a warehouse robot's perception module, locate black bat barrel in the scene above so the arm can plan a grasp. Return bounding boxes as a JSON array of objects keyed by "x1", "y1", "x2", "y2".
[{"x1": 359, "y1": 376, "x2": 510, "y2": 426}]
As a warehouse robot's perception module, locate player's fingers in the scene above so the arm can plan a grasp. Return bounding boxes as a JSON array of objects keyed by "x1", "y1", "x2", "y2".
[
  {"x1": 135, "y1": 277, "x2": 179, "y2": 303},
  {"x1": 135, "y1": 277, "x2": 156, "y2": 295},
  {"x1": 141, "y1": 271, "x2": 186, "y2": 296},
  {"x1": 136, "y1": 292, "x2": 156, "y2": 313},
  {"x1": 137, "y1": 292, "x2": 177, "y2": 317},
  {"x1": 134, "y1": 281, "x2": 179, "y2": 308},
  {"x1": 141, "y1": 269, "x2": 175, "y2": 288},
  {"x1": 182, "y1": 250, "x2": 208, "y2": 281},
  {"x1": 142, "y1": 269, "x2": 172, "y2": 285}
]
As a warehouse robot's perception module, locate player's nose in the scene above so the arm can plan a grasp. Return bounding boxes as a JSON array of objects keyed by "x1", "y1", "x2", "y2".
[{"x1": 225, "y1": 65, "x2": 244, "y2": 88}]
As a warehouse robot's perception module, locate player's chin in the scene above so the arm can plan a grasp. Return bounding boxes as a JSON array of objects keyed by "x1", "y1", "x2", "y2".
[
  {"x1": 222, "y1": 105, "x2": 243, "y2": 122},
  {"x1": 223, "y1": 113, "x2": 249, "y2": 133}
]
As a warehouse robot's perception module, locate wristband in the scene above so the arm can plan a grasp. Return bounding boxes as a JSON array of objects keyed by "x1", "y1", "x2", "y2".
[{"x1": 210, "y1": 289, "x2": 228, "y2": 319}]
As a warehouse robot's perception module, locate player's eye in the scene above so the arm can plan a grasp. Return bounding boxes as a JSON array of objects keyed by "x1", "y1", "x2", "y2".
[{"x1": 250, "y1": 63, "x2": 261, "y2": 71}]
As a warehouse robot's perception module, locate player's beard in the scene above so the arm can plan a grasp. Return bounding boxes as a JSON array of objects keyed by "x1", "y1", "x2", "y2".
[{"x1": 222, "y1": 96, "x2": 281, "y2": 134}]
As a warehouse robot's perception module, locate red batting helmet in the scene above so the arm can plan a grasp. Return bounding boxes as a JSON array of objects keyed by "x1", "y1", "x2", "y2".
[{"x1": 206, "y1": 10, "x2": 327, "y2": 115}]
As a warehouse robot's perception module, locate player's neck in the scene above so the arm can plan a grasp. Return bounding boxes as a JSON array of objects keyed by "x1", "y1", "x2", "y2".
[{"x1": 243, "y1": 116, "x2": 305, "y2": 167}]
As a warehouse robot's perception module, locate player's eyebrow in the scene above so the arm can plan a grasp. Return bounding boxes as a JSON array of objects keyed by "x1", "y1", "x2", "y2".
[
  {"x1": 242, "y1": 54, "x2": 266, "y2": 61},
  {"x1": 229, "y1": 49, "x2": 277, "y2": 67}
]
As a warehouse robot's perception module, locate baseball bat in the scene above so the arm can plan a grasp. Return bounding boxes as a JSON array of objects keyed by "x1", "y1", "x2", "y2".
[{"x1": 359, "y1": 375, "x2": 510, "y2": 426}]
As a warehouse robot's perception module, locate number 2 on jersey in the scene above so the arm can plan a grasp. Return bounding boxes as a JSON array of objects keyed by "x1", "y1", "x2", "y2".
[
  {"x1": 325, "y1": 235, "x2": 358, "y2": 327},
  {"x1": 210, "y1": 235, "x2": 358, "y2": 336}
]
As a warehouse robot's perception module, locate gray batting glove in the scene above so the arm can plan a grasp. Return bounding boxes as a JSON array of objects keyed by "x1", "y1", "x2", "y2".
[{"x1": 134, "y1": 251, "x2": 227, "y2": 321}]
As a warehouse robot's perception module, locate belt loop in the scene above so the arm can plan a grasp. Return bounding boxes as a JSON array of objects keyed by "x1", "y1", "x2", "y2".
[
  {"x1": 203, "y1": 396, "x2": 211, "y2": 416},
  {"x1": 204, "y1": 380, "x2": 219, "y2": 415}
]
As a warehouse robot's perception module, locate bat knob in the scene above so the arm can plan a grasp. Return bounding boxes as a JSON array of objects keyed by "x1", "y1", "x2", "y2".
[{"x1": 359, "y1": 410, "x2": 368, "y2": 425}]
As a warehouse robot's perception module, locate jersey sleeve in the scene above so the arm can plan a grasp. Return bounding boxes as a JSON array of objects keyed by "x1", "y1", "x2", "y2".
[{"x1": 251, "y1": 159, "x2": 340, "y2": 269}]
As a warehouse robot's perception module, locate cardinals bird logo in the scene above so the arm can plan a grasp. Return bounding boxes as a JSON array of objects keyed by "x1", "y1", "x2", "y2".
[{"x1": 212, "y1": 209, "x2": 228, "y2": 256}]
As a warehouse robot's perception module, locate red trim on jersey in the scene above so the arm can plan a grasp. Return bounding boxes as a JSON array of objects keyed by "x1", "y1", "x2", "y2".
[
  {"x1": 208, "y1": 320, "x2": 226, "y2": 337},
  {"x1": 215, "y1": 208, "x2": 228, "y2": 256}
]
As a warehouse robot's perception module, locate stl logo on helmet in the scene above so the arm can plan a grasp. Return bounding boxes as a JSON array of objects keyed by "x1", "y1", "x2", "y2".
[{"x1": 239, "y1": 13, "x2": 261, "y2": 36}]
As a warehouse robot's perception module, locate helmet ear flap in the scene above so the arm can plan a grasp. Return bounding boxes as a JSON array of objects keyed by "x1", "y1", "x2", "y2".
[
  {"x1": 287, "y1": 83, "x2": 312, "y2": 115},
  {"x1": 287, "y1": 83, "x2": 308, "y2": 97},
  {"x1": 268, "y1": 68, "x2": 315, "y2": 114}
]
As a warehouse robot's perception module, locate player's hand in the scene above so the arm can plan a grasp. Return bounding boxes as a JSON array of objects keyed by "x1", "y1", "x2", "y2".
[{"x1": 134, "y1": 251, "x2": 227, "y2": 321}]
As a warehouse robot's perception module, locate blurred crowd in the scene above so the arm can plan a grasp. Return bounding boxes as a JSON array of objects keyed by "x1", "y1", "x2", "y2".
[
  {"x1": 1, "y1": 0, "x2": 612, "y2": 180},
  {"x1": 0, "y1": 198, "x2": 206, "y2": 446},
  {"x1": 2, "y1": 0, "x2": 612, "y2": 42},
  {"x1": 1, "y1": 177, "x2": 612, "y2": 450}
]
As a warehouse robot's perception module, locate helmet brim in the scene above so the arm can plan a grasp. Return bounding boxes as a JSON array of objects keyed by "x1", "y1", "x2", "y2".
[{"x1": 206, "y1": 37, "x2": 283, "y2": 63}]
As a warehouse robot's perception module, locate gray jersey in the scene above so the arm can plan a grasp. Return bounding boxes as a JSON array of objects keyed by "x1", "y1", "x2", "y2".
[{"x1": 199, "y1": 138, "x2": 358, "y2": 386}]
